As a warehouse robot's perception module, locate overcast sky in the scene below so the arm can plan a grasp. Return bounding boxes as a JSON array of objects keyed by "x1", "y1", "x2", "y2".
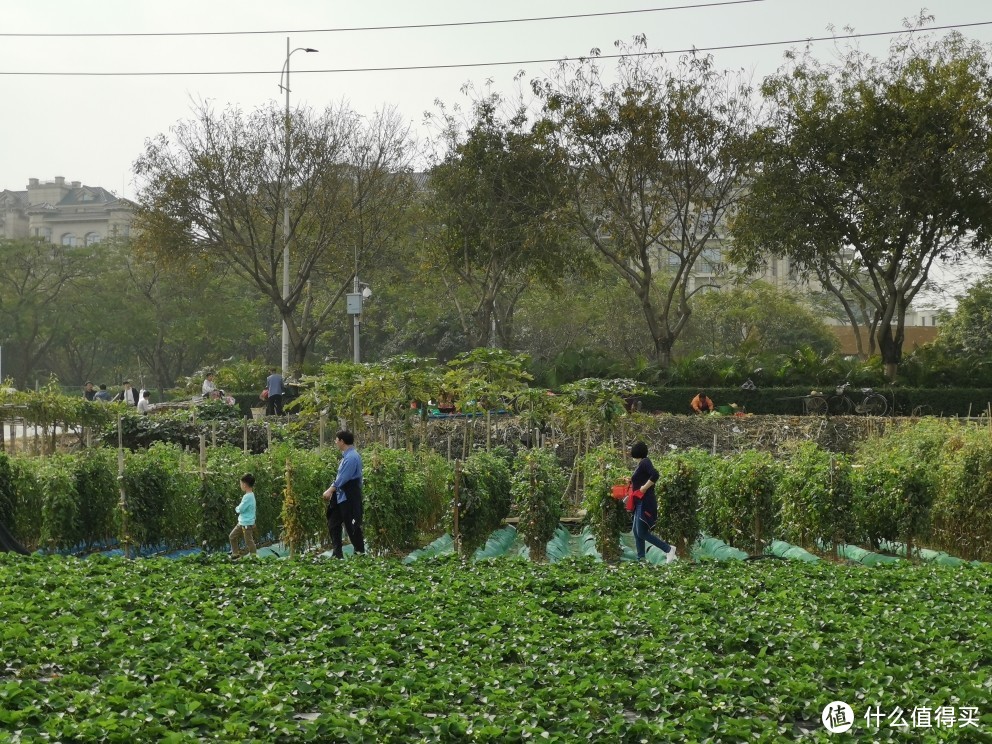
[{"x1": 1, "y1": 0, "x2": 990, "y2": 199}]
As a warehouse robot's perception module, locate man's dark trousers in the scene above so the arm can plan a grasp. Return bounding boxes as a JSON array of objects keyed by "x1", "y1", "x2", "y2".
[{"x1": 326, "y1": 495, "x2": 365, "y2": 558}]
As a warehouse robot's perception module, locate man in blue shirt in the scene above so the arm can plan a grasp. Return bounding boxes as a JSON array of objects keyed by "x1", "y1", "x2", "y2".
[
  {"x1": 322, "y1": 430, "x2": 366, "y2": 558},
  {"x1": 265, "y1": 367, "x2": 285, "y2": 416}
]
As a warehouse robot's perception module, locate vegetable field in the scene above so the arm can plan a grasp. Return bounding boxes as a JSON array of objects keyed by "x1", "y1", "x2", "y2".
[{"x1": 1, "y1": 555, "x2": 990, "y2": 742}]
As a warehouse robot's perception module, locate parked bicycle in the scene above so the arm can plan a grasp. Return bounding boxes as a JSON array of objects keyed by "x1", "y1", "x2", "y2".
[{"x1": 805, "y1": 382, "x2": 888, "y2": 416}]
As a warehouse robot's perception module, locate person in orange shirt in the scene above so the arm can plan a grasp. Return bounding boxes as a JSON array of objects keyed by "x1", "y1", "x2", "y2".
[{"x1": 691, "y1": 391, "x2": 715, "y2": 414}]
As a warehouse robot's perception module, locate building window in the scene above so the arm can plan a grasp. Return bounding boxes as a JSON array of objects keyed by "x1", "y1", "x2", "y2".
[
  {"x1": 61, "y1": 233, "x2": 78, "y2": 247},
  {"x1": 84, "y1": 232, "x2": 101, "y2": 246}
]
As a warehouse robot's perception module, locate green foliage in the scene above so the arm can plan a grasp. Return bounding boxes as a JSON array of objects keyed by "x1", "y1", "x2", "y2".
[
  {"x1": 454, "y1": 451, "x2": 512, "y2": 557},
  {"x1": 511, "y1": 448, "x2": 567, "y2": 561},
  {"x1": 853, "y1": 421, "x2": 949, "y2": 552},
  {"x1": 73, "y1": 450, "x2": 119, "y2": 549},
  {"x1": 677, "y1": 281, "x2": 839, "y2": 358},
  {"x1": 732, "y1": 29, "x2": 992, "y2": 375},
  {"x1": 444, "y1": 348, "x2": 533, "y2": 412},
  {"x1": 536, "y1": 41, "x2": 758, "y2": 367},
  {"x1": 1, "y1": 557, "x2": 990, "y2": 739},
  {"x1": 654, "y1": 454, "x2": 702, "y2": 555},
  {"x1": 104, "y1": 411, "x2": 277, "y2": 454},
  {"x1": 0, "y1": 452, "x2": 14, "y2": 527},
  {"x1": 6, "y1": 458, "x2": 44, "y2": 550},
  {"x1": 776, "y1": 442, "x2": 855, "y2": 552},
  {"x1": 122, "y1": 447, "x2": 177, "y2": 550},
  {"x1": 406, "y1": 449, "x2": 453, "y2": 536},
  {"x1": 558, "y1": 378, "x2": 644, "y2": 431},
  {"x1": 580, "y1": 445, "x2": 629, "y2": 562},
  {"x1": 699, "y1": 451, "x2": 779, "y2": 554},
  {"x1": 933, "y1": 428, "x2": 992, "y2": 561},
  {"x1": 38, "y1": 458, "x2": 80, "y2": 551},
  {"x1": 214, "y1": 359, "x2": 270, "y2": 395},
  {"x1": 363, "y1": 446, "x2": 422, "y2": 556},
  {"x1": 427, "y1": 93, "x2": 576, "y2": 348}
]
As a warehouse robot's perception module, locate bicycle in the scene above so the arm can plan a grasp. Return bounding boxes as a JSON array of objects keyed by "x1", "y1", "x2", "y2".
[{"x1": 810, "y1": 382, "x2": 887, "y2": 416}]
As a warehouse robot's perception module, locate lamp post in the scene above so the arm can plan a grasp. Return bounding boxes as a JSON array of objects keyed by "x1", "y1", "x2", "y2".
[{"x1": 278, "y1": 38, "x2": 318, "y2": 376}]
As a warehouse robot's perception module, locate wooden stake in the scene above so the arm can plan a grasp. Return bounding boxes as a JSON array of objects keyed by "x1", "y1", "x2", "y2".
[
  {"x1": 117, "y1": 414, "x2": 129, "y2": 559},
  {"x1": 486, "y1": 409, "x2": 491, "y2": 451},
  {"x1": 243, "y1": 417, "x2": 249, "y2": 454},
  {"x1": 453, "y1": 459, "x2": 462, "y2": 558},
  {"x1": 266, "y1": 422, "x2": 272, "y2": 450},
  {"x1": 319, "y1": 413, "x2": 326, "y2": 448},
  {"x1": 211, "y1": 422, "x2": 217, "y2": 449}
]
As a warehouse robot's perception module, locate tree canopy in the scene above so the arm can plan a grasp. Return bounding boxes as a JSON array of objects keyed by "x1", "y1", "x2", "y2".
[
  {"x1": 534, "y1": 40, "x2": 758, "y2": 367},
  {"x1": 731, "y1": 26, "x2": 992, "y2": 380},
  {"x1": 426, "y1": 93, "x2": 576, "y2": 349},
  {"x1": 133, "y1": 101, "x2": 417, "y2": 370}
]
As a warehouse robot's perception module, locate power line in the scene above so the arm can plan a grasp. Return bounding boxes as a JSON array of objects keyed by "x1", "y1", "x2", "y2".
[
  {"x1": 1, "y1": 20, "x2": 989, "y2": 77},
  {"x1": 0, "y1": 1, "x2": 764, "y2": 38}
]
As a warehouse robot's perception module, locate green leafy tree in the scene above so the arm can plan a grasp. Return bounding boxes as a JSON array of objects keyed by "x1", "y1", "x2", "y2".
[
  {"x1": 535, "y1": 38, "x2": 758, "y2": 367},
  {"x1": 935, "y1": 276, "x2": 992, "y2": 359},
  {"x1": 0, "y1": 238, "x2": 90, "y2": 387},
  {"x1": 426, "y1": 92, "x2": 576, "y2": 349},
  {"x1": 731, "y1": 25, "x2": 992, "y2": 380},
  {"x1": 677, "y1": 281, "x2": 838, "y2": 358},
  {"x1": 133, "y1": 101, "x2": 416, "y2": 369}
]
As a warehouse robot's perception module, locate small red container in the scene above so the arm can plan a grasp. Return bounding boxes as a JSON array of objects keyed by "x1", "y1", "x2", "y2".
[{"x1": 611, "y1": 484, "x2": 629, "y2": 499}]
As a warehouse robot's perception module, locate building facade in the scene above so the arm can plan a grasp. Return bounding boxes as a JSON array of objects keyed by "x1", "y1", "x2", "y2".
[{"x1": 0, "y1": 176, "x2": 133, "y2": 245}]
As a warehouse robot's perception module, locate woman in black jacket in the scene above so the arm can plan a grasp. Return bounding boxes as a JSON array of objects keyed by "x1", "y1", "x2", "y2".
[{"x1": 629, "y1": 441, "x2": 678, "y2": 563}]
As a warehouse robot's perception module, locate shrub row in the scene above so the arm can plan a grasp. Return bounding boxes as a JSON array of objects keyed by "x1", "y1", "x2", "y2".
[
  {"x1": 582, "y1": 419, "x2": 992, "y2": 562},
  {"x1": 639, "y1": 386, "x2": 992, "y2": 417}
]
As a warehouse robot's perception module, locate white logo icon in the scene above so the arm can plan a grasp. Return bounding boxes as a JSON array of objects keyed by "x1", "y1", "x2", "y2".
[{"x1": 823, "y1": 701, "x2": 855, "y2": 733}]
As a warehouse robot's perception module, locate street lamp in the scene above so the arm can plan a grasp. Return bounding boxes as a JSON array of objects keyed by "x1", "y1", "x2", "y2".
[{"x1": 278, "y1": 38, "x2": 318, "y2": 376}]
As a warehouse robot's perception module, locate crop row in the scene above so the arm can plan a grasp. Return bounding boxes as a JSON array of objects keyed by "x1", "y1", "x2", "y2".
[
  {"x1": 2, "y1": 418, "x2": 991, "y2": 562},
  {"x1": 1, "y1": 554, "x2": 990, "y2": 742}
]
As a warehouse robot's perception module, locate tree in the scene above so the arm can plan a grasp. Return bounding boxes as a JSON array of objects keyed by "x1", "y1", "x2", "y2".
[
  {"x1": 731, "y1": 25, "x2": 992, "y2": 380},
  {"x1": 934, "y1": 275, "x2": 992, "y2": 358},
  {"x1": 0, "y1": 239, "x2": 89, "y2": 387},
  {"x1": 534, "y1": 38, "x2": 758, "y2": 367},
  {"x1": 133, "y1": 101, "x2": 416, "y2": 370},
  {"x1": 677, "y1": 281, "x2": 838, "y2": 358},
  {"x1": 426, "y1": 93, "x2": 576, "y2": 349}
]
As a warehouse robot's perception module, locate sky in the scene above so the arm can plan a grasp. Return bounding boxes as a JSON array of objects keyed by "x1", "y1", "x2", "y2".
[{"x1": 2, "y1": 0, "x2": 991, "y2": 200}]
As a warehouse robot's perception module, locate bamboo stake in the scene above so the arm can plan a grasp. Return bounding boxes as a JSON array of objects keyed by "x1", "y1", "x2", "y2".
[
  {"x1": 211, "y1": 422, "x2": 217, "y2": 449},
  {"x1": 243, "y1": 417, "x2": 248, "y2": 454},
  {"x1": 319, "y1": 413, "x2": 326, "y2": 448},
  {"x1": 118, "y1": 414, "x2": 130, "y2": 559},
  {"x1": 486, "y1": 409, "x2": 491, "y2": 451},
  {"x1": 266, "y1": 422, "x2": 272, "y2": 450},
  {"x1": 453, "y1": 459, "x2": 461, "y2": 558}
]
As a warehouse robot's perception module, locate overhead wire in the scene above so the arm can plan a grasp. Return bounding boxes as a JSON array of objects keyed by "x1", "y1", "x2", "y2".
[
  {"x1": 0, "y1": 20, "x2": 989, "y2": 77},
  {"x1": 0, "y1": 1, "x2": 764, "y2": 37}
]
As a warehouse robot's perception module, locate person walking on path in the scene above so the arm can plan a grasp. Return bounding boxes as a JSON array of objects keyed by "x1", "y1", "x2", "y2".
[
  {"x1": 322, "y1": 431, "x2": 366, "y2": 558},
  {"x1": 230, "y1": 473, "x2": 257, "y2": 559},
  {"x1": 628, "y1": 441, "x2": 678, "y2": 563},
  {"x1": 265, "y1": 368, "x2": 284, "y2": 416}
]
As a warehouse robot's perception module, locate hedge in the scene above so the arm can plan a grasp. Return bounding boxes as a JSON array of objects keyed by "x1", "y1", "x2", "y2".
[{"x1": 639, "y1": 386, "x2": 992, "y2": 417}]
